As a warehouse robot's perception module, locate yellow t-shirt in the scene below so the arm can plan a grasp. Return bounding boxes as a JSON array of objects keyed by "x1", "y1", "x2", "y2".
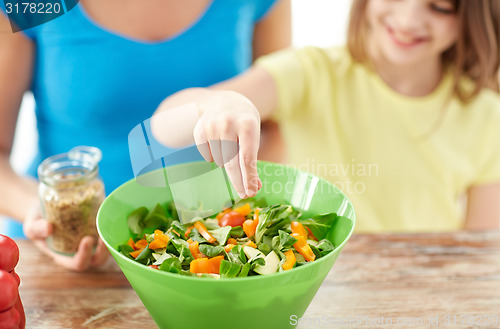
[{"x1": 256, "y1": 46, "x2": 500, "y2": 233}]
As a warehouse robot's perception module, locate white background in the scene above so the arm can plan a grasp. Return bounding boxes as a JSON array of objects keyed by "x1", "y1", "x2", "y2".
[{"x1": 9, "y1": 0, "x2": 352, "y2": 173}]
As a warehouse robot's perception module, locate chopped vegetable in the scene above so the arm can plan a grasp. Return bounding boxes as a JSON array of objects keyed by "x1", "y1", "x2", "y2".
[
  {"x1": 224, "y1": 244, "x2": 235, "y2": 252},
  {"x1": 281, "y1": 250, "x2": 296, "y2": 270},
  {"x1": 219, "y1": 211, "x2": 246, "y2": 227},
  {"x1": 126, "y1": 238, "x2": 136, "y2": 250},
  {"x1": 190, "y1": 258, "x2": 210, "y2": 274},
  {"x1": 291, "y1": 221, "x2": 308, "y2": 239},
  {"x1": 291, "y1": 233, "x2": 316, "y2": 262},
  {"x1": 244, "y1": 240, "x2": 257, "y2": 248},
  {"x1": 130, "y1": 249, "x2": 143, "y2": 258},
  {"x1": 134, "y1": 239, "x2": 148, "y2": 250},
  {"x1": 149, "y1": 239, "x2": 168, "y2": 250},
  {"x1": 234, "y1": 203, "x2": 251, "y2": 216},
  {"x1": 188, "y1": 240, "x2": 205, "y2": 259},
  {"x1": 242, "y1": 218, "x2": 259, "y2": 238},
  {"x1": 120, "y1": 199, "x2": 337, "y2": 278},
  {"x1": 194, "y1": 221, "x2": 216, "y2": 244}
]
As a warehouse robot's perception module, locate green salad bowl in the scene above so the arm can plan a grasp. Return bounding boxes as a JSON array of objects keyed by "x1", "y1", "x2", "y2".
[{"x1": 97, "y1": 161, "x2": 355, "y2": 329}]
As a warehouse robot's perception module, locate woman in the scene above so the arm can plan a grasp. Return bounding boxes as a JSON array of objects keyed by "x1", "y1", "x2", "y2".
[{"x1": 0, "y1": 0, "x2": 291, "y2": 270}]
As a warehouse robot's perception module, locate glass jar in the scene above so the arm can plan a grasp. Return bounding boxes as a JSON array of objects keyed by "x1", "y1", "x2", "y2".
[{"x1": 38, "y1": 146, "x2": 105, "y2": 255}]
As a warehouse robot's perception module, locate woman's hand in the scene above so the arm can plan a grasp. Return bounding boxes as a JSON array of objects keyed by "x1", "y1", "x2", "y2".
[{"x1": 23, "y1": 203, "x2": 109, "y2": 271}]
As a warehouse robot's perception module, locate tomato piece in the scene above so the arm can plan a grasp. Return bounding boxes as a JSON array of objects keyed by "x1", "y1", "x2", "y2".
[
  {"x1": 0, "y1": 270, "x2": 18, "y2": 312},
  {"x1": 219, "y1": 211, "x2": 246, "y2": 227},
  {"x1": 10, "y1": 270, "x2": 20, "y2": 287},
  {"x1": 0, "y1": 235, "x2": 19, "y2": 272},
  {"x1": 0, "y1": 306, "x2": 20, "y2": 329},
  {"x1": 13, "y1": 296, "x2": 25, "y2": 329}
]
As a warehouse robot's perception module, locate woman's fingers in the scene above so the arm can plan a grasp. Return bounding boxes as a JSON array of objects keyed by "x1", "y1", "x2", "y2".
[
  {"x1": 32, "y1": 236, "x2": 95, "y2": 272},
  {"x1": 23, "y1": 205, "x2": 52, "y2": 240},
  {"x1": 90, "y1": 238, "x2": 110, "y2": 267}
]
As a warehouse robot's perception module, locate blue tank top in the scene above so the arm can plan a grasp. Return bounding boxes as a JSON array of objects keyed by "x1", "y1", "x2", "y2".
[{"x1": 0, "y1": 0, "x2": 277, "y2": 237}]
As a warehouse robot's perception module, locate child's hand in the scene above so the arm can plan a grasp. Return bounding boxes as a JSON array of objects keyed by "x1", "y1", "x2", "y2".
[{"x1": 193, "y1": 91, "x2": 263, "y2": 199}]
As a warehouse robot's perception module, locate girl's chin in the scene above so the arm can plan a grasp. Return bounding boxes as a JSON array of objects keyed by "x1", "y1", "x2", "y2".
[{"x1": 378, "y1": 44, "x2": 431, "y2": 66}]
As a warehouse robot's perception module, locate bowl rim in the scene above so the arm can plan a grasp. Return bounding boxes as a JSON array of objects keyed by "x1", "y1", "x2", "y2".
[{"x1": 97, "y1": 160, "x2": 356, "y2": 282}]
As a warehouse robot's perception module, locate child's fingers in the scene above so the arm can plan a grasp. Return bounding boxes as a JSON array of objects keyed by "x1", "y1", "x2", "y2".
[
  {"x1": 208, "y1": 138, "x2": 224, "y2": 168},
  {"x1": 237, "y1": 116, "x2": 261, "y2": 197},
  {"x1": 221, "y1": 136, "x2": 246, "y2": 199},
  {"x1": 193, "y1": 120, "x2": 213, "y2": 163}
]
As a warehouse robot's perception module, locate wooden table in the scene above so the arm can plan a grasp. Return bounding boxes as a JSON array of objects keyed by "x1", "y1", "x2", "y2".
[{"x1": 15, "y1": 231, "x2": 500, "y2": 329}]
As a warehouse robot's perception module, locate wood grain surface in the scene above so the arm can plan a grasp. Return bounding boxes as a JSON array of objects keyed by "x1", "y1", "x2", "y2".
[{"x1": 15, "y1": 231, "x2": 500, "y2": 329}]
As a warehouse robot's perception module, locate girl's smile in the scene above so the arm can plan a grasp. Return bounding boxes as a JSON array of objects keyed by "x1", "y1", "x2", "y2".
[
  {"x1": 367, "y1": 0, "x2": 458, "y2": 67},
  {"x1": 386, "y1": 24, "x2": 429, "y2": 48}
]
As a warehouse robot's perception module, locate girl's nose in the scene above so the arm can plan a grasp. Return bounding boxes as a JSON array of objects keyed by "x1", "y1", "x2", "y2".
[{"x1": 392, "y1": 0, "x2": 427, "y2": 34}]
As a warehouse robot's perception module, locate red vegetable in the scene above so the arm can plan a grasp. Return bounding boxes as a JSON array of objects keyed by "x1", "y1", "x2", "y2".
[
  {"x1": 219, "y1": 211, "x2": 246, "y2": 228},
  {"x1": 13, "y1": 295, "x2": 25, "y2": 329},
  {"x1": 0, "y1": 270, "x2": 17, "y2": 312},
  {"x1": 0, "y1": 235, "x2": 19, "y2": 272},
  {"x1": 0, "y1": 306, "x2": 20, "y2": 329}
]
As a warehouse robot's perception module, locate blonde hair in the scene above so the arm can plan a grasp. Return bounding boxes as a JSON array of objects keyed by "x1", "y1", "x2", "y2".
[{"x1": 348, "y1": 0, "x2": 500, "y2": 102}]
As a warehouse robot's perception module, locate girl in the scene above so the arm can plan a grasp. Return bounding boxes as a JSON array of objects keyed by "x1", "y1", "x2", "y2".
[
  {"x1": 152, "y1": 0, "x2": 500, "y2": 232},
  {"x1": 0, "y1": 0, "x2": 290, "y2": 270}
]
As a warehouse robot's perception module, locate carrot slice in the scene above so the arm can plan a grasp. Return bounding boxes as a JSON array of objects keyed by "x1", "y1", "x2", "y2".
[
  {"x1": 227, "y1": 238, "x2": 238, "y2": 245},
  {"x1": 291, "y1": 233, "x2": 315, "y2": 262},
  {"x1": 127, "y1": 238, "x2": 136, "y2": 250},
  {"x1": 149, "y1": 239, "x2": 168, "y2": 250},
  {"x1": 208, "y1": 255, "x2": 224, "y2": 274},
  {"x1": 185, "y1": 225, "x2": 194, "y2": 238},
  {"x1": 234, "y1": 203, "x2": 251, "y2": 216},
  {"x1": 253, "y1": 208, "x2": 260, "y2": 221},
  {"x1": 188, "y1": 240, "x2": 205, "y2": 259},
  {"x1": 305, "y1": 227, "x2": 318, "y2": 241},
  {"x1": 190, "y1": 258, "x2": 210, "y2": 274},
  {"x1": 194, "y1": 221, "x2": 216, "y2": 244},
  {"x1": 244, "y1": 240, "x2": 257, "y2": 248},
  {"x1": 224, "y1": 244, "x2": 235, "y2": 252},
  {"x1": 134, "y1": 239, "x2": 148, "y2": 250},
  {"x1": 154, "y1": 230, "x2": 170, "y2": 244},
  {"x1": 130, "y1": 249, "x2": 144, "y2": 258},
  {"x1": 291, "y1": 221, "x2": 308, "y2": 239},
  {"x1": 242, "y1": 217, "x2": 259, "y2": 238},
  {"x1": 282, "y1": 250, "x2": 296, "y2": 270}
]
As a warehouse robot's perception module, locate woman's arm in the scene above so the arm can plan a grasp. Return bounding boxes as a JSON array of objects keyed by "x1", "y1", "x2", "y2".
[
  {"x1": 464, "y1": 183, "x2": 500, "y2": 230},
  {"x1": 252, "y1": 0, "x2": 292, "y2": 60},
  {"x1": 0, "y1": 14, "x2": 109, "y2": 270},
  {"x1": 0, "y1": 14, "x2": 38, "y2": 221},
  {"x1": 252, "y1": 0, "x2": 291, "y2": 163}
]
